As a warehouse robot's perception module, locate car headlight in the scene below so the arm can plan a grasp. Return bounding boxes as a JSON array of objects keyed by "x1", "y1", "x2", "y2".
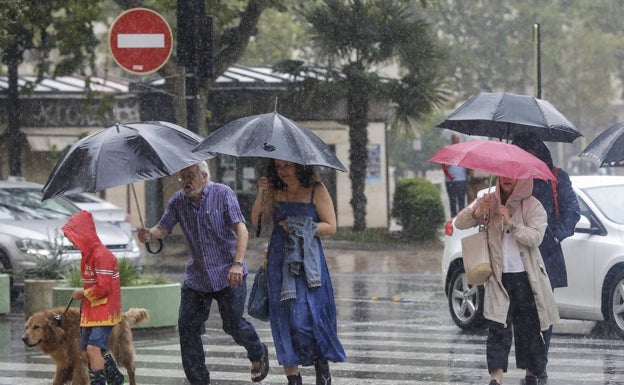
[{"x1": 16, "y1": 238, "x2": 56, "y2": 257}]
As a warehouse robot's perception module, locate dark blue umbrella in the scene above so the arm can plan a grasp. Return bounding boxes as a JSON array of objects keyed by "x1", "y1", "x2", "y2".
[
  {"x1": 437, "y1": 92, "x2": 582, "y2": 143},
  {"x1": 580, "y1": 122, "x2": 624, "y2": 167}
]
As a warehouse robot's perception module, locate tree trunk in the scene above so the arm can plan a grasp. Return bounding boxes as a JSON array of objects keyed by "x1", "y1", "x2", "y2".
[
  {"x1": 346, "y1": 67, "x2": 370, "y2": 231},
  {"x1": 7, "y1": 49, "x2": 22, "y2": 177}
]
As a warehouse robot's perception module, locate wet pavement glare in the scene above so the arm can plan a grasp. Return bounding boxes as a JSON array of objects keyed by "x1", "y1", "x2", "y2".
[{"x1": 1, "y1": 242, "x2": 623, "y2": 384}]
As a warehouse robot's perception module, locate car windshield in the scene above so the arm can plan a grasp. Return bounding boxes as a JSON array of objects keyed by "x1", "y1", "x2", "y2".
[
  {"x1": 581, "y1": 184, "x2": 624, "y2": 224},
  {"x1": 0, "y1": 187, "x2": 78, "y2": 220}
]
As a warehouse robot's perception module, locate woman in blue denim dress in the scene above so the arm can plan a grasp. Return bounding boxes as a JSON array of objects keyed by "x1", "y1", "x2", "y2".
[{"x1": 252, "y1": 159, "x2": 346, "y2": 385}]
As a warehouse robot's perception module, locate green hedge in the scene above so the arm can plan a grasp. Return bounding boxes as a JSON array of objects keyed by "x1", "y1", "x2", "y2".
[{"x1": 391, "y1": 178, "x2": 445, "y2": 241}]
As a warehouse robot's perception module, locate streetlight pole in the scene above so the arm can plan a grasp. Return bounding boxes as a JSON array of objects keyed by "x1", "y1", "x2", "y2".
[{"x1": 533, "y1": 23, "x2": 541, "y2": 99}]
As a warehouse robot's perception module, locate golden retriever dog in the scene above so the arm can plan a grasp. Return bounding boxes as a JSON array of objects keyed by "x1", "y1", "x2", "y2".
[{"x1": 22, "y1": 306, "x2": 149, "y2": 385}]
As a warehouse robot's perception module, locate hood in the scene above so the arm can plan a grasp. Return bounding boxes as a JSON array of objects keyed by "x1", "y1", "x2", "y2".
[
  {"x1": 495, "y1": 177, "x2": 534, "y2": 214},
  {"x1": 61, "y1": 210, "x2": 103, "y2": 253}
]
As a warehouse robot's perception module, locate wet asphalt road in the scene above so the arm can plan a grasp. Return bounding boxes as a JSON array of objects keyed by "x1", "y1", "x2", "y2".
[{"x1": 1, "y1": 239, "x2": 623, "y2": 384}]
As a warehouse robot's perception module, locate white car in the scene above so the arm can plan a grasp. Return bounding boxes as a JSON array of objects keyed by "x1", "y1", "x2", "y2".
[{"x1": 442, "y1": 175, "x2": 624, "y2": 338}]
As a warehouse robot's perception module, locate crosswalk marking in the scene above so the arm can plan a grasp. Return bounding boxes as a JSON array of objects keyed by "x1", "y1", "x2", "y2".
[{"x1": 2, "y1": 273, "x2": 623, "y2": 384}]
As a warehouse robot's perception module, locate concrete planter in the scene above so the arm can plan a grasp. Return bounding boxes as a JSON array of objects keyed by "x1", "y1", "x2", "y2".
[
  {"x1": 23, "y1": 279, "x2": 66, "y2": 319},
  {"x1": 0, "y1": 274, "x2": 10, "y2": 314},
  {"x1": 53, "y1": 283, "x2": 181, "y2": 328}
]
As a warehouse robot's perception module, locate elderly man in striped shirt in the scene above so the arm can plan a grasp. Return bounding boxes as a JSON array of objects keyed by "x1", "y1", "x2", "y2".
[{"x1": 138, "y1": 160, "x2": 269, "y2": 385}]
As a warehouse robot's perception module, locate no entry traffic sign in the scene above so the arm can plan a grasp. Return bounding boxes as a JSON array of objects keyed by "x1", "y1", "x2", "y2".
[{"x1": 109, "y1": 8, "x2": 173, "y2": 75}]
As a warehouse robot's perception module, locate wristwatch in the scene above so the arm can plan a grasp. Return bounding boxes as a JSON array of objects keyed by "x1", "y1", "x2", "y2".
[{"x1": 233, "y1": 261, "x2": 244, "y2": 266}]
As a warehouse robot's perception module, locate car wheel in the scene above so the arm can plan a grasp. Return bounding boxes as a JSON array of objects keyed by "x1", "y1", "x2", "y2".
[
  {"x1": 447, "y1": 265, "x2": 486, "y2": 330},
  {"x1": 0, "y1": 250, "x2": 18, "y2": 302},
  {"x1": 606, "y1": 269, "x2": 624, "y2": 338}
]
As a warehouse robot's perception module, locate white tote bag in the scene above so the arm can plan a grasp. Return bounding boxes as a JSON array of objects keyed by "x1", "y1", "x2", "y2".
[{"x1": 461, "y1": 229, "x2": 492, "y2": 285}]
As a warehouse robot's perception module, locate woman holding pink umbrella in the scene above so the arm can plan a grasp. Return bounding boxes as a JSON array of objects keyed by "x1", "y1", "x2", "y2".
[{"x1": 454, "y1": 175, "x2": 558, "y2": 385}]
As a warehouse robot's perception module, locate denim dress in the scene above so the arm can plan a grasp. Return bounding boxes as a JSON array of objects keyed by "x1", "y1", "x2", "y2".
[{"x1": 266, "y1": 194, "x2": 346, "y2": 367}]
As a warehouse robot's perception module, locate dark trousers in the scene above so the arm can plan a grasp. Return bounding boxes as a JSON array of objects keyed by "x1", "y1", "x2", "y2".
[
  {"x1": 179, "y1": 281, "x2": 264, "y2": 385},
  {"x1": 486, "y1": 272, "x2": 545, "y2": 376},
  {"x1": 446, "y1": 180, "x2": 466, "y2": 217}
]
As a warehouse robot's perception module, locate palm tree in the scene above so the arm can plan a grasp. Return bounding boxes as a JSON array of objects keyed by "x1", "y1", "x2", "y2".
[{"x1": 303, "y1": 0, "x2": 447, "y2": 230}]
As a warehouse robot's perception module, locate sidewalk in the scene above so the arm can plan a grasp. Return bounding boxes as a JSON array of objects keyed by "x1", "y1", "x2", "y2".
[{"x1": 145, "y1": 234, "x2": 444, "y2": 275}]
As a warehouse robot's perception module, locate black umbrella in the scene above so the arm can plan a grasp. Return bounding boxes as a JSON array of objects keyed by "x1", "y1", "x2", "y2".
[
  {"x1": 42, "y1": 121, "x2": 212, "y2": 253},
  {"x1": 42, "y1": 121, "x2": 211, "y2": 201},
  {"x1": 436, "y1": 92, "x2": 582, "y2": 143},
  {"x1": 193, "y1": 112, "x2": 347, "y2": 237},
  {"x1": 192, "y1": 112, "x2": 348, "y2": 172},
  {"x1": 579, "y1": 122, "x2": 624, "y2": 167}
]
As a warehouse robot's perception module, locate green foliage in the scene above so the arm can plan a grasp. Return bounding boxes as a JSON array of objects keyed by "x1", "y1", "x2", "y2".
[
  {"x1": 388, "y1": 111, "x2": 449, "y2": 177},
  {"x1": 297, "y1": 0, "x2": 447, "y2": 231},
  {"x1": 0, "y1": 0, "x2": 28, "y2": 45},
  {"x1": 117, "y1": 258, "x2": 141, "y2": 286},
  {"x1": 239, "y1": 8, "x2": 309, "y2": 66},
  {"x1": 421, "y1": 0, "x2": 624, "y2": 161},
  {"x1": 26, "y1": 252, "x2": 71, "y2": 280},
  {"x1": 67, "y1": 266, "x2": 82, "y2": 287},
  {"x1": 68, "y1": 259, "x2": 169, "y2": 287},
  {"x1": 391, "y1": 177, "x2": 444, "y2": 241}
]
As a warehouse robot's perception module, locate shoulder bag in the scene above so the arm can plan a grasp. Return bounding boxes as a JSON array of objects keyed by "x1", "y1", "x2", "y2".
[
  {"x1": 461, "y1": 224, "x2": 492, "y2": 285},
  {"x1": 248, "y1": 265, "x2": 269, "y2": 321}
]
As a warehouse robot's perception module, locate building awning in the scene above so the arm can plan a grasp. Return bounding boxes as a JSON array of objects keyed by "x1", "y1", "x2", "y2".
[{"x1": 22, "y1": 127, "x2": 102, "y2": 152}]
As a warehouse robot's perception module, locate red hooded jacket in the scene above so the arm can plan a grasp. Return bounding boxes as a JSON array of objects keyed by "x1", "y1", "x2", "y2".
[{"x1": 62, "y1": 210, "x2": 122, "y2": 327}]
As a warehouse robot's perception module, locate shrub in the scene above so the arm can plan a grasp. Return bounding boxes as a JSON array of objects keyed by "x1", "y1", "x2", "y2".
[
  {"x1": 24, "y1": 232, "x2": 71, "y2": 280},
  {"x1": 67, "y1": 259, "x2": 169, "y2": 287},
  {"x1": 391, "y1": 178, "x2": 445, "y2": 241}
]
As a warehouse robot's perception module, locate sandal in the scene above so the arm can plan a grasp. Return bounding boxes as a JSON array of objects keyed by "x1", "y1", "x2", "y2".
[{"x1": 251, "y1": 343, "x2": 269, "y2": 382}]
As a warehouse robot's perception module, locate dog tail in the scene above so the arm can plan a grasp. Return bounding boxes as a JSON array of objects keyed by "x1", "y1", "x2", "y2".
[{"x1": 124, "y1": 308, "x2": 150, "y2": 327}]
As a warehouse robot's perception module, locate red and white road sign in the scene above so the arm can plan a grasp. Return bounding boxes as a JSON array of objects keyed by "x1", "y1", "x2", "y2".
[{"x1": 108, "y1": 8, "x2": 173, "y2": 75}]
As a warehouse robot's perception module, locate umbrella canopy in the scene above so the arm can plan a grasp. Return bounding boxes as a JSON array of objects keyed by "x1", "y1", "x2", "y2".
[
  {"x1": 42, "y1": 121, "x2": 212, "y2": 200},
  {"x1": 429, "y1": 139, "x2": 556, "y2": 181},
  {"x1": 436, "y1": 92, "x2": 581, "y2": 143},
  {"x1": 192, "y1": 112, "x2": 347, "y2": 172},
  {"x1": 579, "y1": 122, "x2": 624, "y2": 167}
]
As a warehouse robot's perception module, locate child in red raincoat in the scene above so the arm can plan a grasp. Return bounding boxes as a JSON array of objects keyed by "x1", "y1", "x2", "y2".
[{"x1": 62, "y1": 210, "x2": 124, "y2": 385}]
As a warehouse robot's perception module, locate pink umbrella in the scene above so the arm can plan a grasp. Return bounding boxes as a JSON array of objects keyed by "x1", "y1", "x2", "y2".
[{"x1": 429, "y1": 139, "x2": 556, "y2": 181}]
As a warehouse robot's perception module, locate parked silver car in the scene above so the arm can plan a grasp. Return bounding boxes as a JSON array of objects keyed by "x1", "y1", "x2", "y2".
[
  {"x1": 65, "y1": 192, "x2": 134, "y2": 235},
  {"x1": 442, "y1": 175, "x2": 624, "y2": 338},
  {"x1": 0, "y1": 179, "x2": 144, "y2": 300}
]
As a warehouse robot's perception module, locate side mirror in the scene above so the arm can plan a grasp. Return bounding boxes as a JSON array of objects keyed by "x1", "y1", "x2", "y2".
[
  {"x1": 575, "y1": 215, "x2": 591, "y2": 230},
  {"x1": 574, "y1": 214, "x2": 602, "y2": 235}
]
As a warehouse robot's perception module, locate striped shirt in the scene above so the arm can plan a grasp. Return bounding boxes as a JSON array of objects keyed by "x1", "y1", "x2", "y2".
[{"x1": 159, "y1": 181, "x2": 247, "y2": 292}]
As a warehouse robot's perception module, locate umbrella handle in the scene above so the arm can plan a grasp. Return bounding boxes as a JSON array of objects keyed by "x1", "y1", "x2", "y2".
[
  {"x1": 256, "y1": 213, "x2": 263, "y2": 237},
  {"x1": 255, "y1": 189, "x2": 266, "y2": 238},
  {"x1": 146, "y1": 238, "x2": 164, "y2": 254}
]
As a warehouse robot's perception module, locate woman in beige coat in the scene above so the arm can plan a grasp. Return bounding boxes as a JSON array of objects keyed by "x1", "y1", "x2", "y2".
[{"x1": 455, "y1": 176, "x2": 559, "y2": 385}]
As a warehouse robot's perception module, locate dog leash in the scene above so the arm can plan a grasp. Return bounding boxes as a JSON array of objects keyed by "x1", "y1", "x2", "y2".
[{"x1": 53, "y1": 296, "x2": 73, "y2": 325}]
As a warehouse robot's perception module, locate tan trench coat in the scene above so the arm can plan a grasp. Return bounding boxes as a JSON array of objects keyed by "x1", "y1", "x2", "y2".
[{"x1": 455, "y1": 178, "x2": 560, "y2": 331}]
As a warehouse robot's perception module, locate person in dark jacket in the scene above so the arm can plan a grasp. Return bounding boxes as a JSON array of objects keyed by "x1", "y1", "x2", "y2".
[
  {"x1": 512, "y1": 133, "x2": 581, "y2": 379},
  {"x1": 62, "y1": 210, "x2": 125, "y2": 385}
]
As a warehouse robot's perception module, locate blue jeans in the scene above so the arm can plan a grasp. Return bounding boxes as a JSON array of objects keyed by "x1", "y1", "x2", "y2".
[{"x1": 179, "y1": 280, "x2": 264, "y2": 385}]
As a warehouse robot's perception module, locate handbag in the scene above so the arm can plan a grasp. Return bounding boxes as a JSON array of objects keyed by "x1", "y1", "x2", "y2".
[
  {"x1": 248, "y1": 265, "x2": 270, "y2": 321},
  {"x1": 461, "y1": 227, "x2": 492, "y2": 285}
]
